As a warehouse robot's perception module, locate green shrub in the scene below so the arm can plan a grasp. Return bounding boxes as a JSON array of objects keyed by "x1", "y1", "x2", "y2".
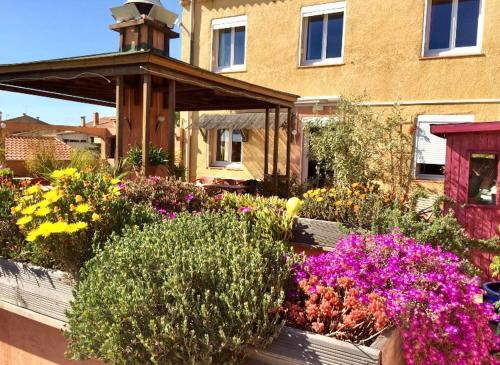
[
  {"x1": 25, "y1": 146, "x2": 66, "y2": 178},
  {"x1": 207, "y1": 193, "x2": 294, "y2": 242},
  {"x1": 0, "y1": 167, "x2": 13, "y2": 178},
  {"x1": 66, "y1": 213, "x2": 294, "y2": 365},
  {"x1": 307, "y1": 96, "x2": 413, "y2": 192},
  {"x1": 127, "y1": 145, "x2": 169, "y2": 168},
  {"x1": 298, "y1": 183, "x2": 396, "y2": 230},
  {"x1": 12, "y1": 169, "x2": 160, "y2": 277},
  {"x1": 0, "y1": 217, "x2": 24, "y2": 259},
  {"x1": 69, "y1": 149, "x2": 103, "y2": 171}
]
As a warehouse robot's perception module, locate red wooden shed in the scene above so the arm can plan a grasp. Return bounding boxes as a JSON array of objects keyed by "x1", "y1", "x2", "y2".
[{"x1": 431, "y1": 122, "x2": 500, "y2": 277}]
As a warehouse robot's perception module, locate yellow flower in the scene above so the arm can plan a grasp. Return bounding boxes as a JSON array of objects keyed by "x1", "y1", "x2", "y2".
[
  {"x1": 353, "y1": 205, "x2": 361, "y2": 214},
  {"x1": 75, "y1": 195, "x2": 84, "y2": 203},
  {"x1": 51, "y1": 221, "x2": 68, "y2": 234},
  {"x1": 111, "y1": 178, "x2": 120, "y2": 185},
  {"x1": 303, "y1": 192, "x2": 309, "y2": 198},
  {"x1": 26, "y1": 229, "x2": 41, "y2": 242},
  {"x1": 50, "y1": 170, "x2": 66, "y2": 179},
  {"x1": 352, "y1": 183, "x2": 360, "y2": 188},
  {"x1": 65, "y1": 223, "x2": 81, "y2": 234},
  {"x1": 21, "y1": 204, "x2": 38, "y2": 215},
  {"x1": 43, "y1": 190, "x2": 60, "y2": 203},
  {"x1": 320, "y1": 188, "x2": 327, "y2": 193},
  {"x1": 35, "y1": 207, "x2": 51, "y2": 217},
  {"x1": 316, "y1": 197, "x2": 324, "y2": 202},
  {"x1": 286, "y1": 197, "x2": 303, "y2": 217},
  {"x1": 21, "y1": 195, "x2": 33, "y2": 202},
  {"x1": 335, "y1": 200, "x2": 343, "y2": 206},
  {"x1": 63, "y1": 168, "x2": 78, "y2": 176},
  {"x1": 112, "y1": 187, "x2": 121, "y2": 196},
  {"x1": 12, "y1": 204, "x2": 22, "y2": 213},
  {"x1": 26, "y1": 185, "x2": 41, "y2": 195},
  {"x1": 347, "y1": 200, "x2": 353, "y2": 206},
  {"x1": 36, "y1": 222, "x2": 55, "y2": 237},
  {"x1": 92, "y1": 213, "x2": 101, "y2": 222},
  {"x1": 75, "y1": 222, "x2": 88, "y2": 230},
  {"x1": 38, "y1": 200, "x2": 51, "y2": 208},
  {"x1": 16, "y1": 216, "x2": 33, "y2": 226},
  {"x1": 75, "y1": 203, "x2": 90, "y2": 214}
]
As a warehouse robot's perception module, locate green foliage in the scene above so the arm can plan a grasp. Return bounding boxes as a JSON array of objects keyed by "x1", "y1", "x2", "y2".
[
  {"x1": 0, "y1": 180, "x2": 15, "y2": 220},
  {"x1": 66, "y1": 213, "x2": 294, "y2": 365},
  {"x1": 370, "y1": 193, "x2": 499, "y2": 274},
  {"x1": 299, "y1": 183, "x2": 396, "y2": 230},
  {"x1": 69, "y1": 149, "x2": 102, "y2": 171},
  {"x1": 207, "y1": 193, "x2": 294, "y2": 242},
  {"x1": 25, "y1": 147, "x2": 65, "y2": 178},
  {"x1": 307, "y1": 96, "x2": 412, "y2": 192},
  {"x1": 491, "y1": 256, "x2": 500, "y2": 277},
  {"x1": 0, "y1": 167, "x2": 13, "y2": 178},
  {"x1": 12, "y1": 169, "x2": 160, "y2": 277},
  {"x1": 127, "y1": 145, "x2": 169, "y2": 168}
]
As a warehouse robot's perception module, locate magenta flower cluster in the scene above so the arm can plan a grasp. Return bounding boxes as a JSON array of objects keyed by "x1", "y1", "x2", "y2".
[{"x1": 293, "y1": 232, "x2": 499, "y2": 365}]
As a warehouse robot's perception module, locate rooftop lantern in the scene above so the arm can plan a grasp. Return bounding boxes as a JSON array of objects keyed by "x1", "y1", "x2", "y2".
[{"x1": 110, "y1": 0, "x2": 179, "y2": 56}]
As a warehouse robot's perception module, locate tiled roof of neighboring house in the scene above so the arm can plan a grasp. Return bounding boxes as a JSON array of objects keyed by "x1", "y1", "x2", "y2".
[
  {"x1": 86, "y1": 117, "x2": 116, "y2": 128},
  {"x1": 3, "y1": 114, "x2": 49, "y2": 125},
  {"x1": 5, "y1": 136, "x2": 71, "y2": 161}
]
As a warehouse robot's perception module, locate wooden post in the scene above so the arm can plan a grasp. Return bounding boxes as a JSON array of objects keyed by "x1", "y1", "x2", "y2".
[
  {"x1": 264, "y1": 108, "x2": 270, "y2": 177},
  {"x1": 286, "y1": 108, "x2": 292, "y2": 195},
  {"x1": 167, "y1": 79, "x2": 176, "y2": 169},
  {"x1": 273, "y1": 105, "x2": 280, "y2": 194},
  {"x1": 142, "y1": 74, "x2": 152, "y2": 175},
  {"x1": 115, "y1": 75, "x2": 124, "y2": 162}
]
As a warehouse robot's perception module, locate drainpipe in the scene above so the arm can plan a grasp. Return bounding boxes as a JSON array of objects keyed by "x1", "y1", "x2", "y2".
[{"x1": 189, "y1": 0, "x2": 195, "y2": 65}]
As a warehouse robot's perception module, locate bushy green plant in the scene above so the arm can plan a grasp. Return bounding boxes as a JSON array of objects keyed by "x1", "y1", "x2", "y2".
[
  {"x1": 307, "y1": 96, "x2": 412, "y2": 192},
  {"x1": 207, "y1": 193, "x2": 294, "y2": 241},
  {"x1": 66, "y1": 213, "x2": 294, "y2": 365},
  {"x1": 127, "y1": 145, "x2": 169, "y2": 168},
  {"x1": 12, "y1": 168, "x2": 159, "y2": 277},
  {"x1": 69, "y1": 149, "x2": 102, "y2": 171},
  {"x1": 491, "y1": 256, "x2": 500, "y2": 277},
  {"x1": 25, "y1": 145, "x2": 66, "y2": 177},
  {"x1": 298, "y1": 182, "x2": 396, "y2": 230},
  {"x1": 0, "y1": 167, "x2": 13, "y2": 178},
  {"x1": 123, "y1": 176, "x2": 208, "y2": 216},
  {"x1": 0, "y1": 179, "x2": 16, "y2": 220}
]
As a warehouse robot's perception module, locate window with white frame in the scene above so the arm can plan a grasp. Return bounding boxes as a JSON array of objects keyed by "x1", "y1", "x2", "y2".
[
  {"x1": 212, "y1": 129, "x2": 243, "y2": 167},
  {"x1": 414, "y1": 115, "x2": 474, "y2": 179},
  {"x1": 423, "y1": 0, "x2": 484, "y2": 57},
  {"x1": 212, "y1": 16, "x2": 247, "y2": 72},
  {"x1": 300, "y1": 2, "x2": 346, "y2": 66}
]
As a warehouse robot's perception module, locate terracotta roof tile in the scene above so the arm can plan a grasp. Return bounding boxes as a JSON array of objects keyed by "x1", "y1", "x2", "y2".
[{"x1": 5, "y1": 136, "x2": 71, "y2": 161}]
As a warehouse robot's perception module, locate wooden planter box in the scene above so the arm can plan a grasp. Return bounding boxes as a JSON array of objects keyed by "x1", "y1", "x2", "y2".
[
  {"x1": 292, "y1": 218, "x2": 344, "y2": 249},
  {"x1": 0, "y1": 258, "x2": 73, "y2": 322},
  {"x1": 248, "y1": 326, "x2": 403, "y2": 365}
]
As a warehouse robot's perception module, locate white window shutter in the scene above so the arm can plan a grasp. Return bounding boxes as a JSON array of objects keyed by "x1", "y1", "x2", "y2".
[{"x1": 415, "y1": 115, "x2": 474, "y2": 165}]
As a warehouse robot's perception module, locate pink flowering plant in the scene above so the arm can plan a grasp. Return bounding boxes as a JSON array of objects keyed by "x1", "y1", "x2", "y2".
[
  {"x1": 122, "y1": 176, "x2": 207, "y2": 218},
  {"x1": 286, "y1": 232, "x2": 498, "y2": 365}
]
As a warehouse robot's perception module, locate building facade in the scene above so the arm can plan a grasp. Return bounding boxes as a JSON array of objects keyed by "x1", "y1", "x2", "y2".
[{"x1": 181, "y1": 0, "x2": 500, "y2": 190}]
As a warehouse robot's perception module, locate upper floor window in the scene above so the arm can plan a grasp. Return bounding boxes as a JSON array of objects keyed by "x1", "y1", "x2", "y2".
[
  {"x1": 300, "y1": 2, "x2": 346, "y2": 67},
  {"x1": 423, "y1": 0, "x2": 484, "y2": 57},
  {"x1": 212, "y1": 16, "x2": 247, "y2": 73}
]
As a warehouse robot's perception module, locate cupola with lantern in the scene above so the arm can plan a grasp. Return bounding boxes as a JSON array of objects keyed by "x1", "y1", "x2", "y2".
[{"x1": 110, "y1": 0, "x2": 179, "y2": 56}]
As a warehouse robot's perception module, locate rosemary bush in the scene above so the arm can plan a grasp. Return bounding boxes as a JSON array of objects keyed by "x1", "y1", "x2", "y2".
[{"x1": 66, "y1": 213, "x2": 294, "y2": 365}]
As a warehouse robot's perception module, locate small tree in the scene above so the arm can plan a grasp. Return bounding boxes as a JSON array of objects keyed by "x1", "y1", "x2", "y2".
[{"x1": 308, "y1": 96, "x2": 413, "y2": 193}]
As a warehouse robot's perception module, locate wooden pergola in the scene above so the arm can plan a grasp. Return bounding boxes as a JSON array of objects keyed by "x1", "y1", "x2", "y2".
[{"x1": 0, "y1": 51, "x2": 298, "y2": 190}]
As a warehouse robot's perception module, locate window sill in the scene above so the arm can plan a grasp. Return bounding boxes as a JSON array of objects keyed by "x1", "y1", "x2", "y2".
[
  {"x1": 420, "y1": 53, "x2": 485, "y2": 61},
  {"x1": 213, "y1": 67, "x2": 247, "y2": 74},
  {"x1": 298, "y1": 60, "x2": 345, "y2": 69},
  {"x1": 414, "y1": 175, "x2": 445, "y2": 181},
  {"x1": 208, "y1": 165, "x2": 244, "y2": 171}
]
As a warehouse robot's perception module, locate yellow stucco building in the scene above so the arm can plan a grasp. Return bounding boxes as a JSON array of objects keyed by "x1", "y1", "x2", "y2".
[{"x1": 180, "y1": 0, "x2": 500, "y2": 190}]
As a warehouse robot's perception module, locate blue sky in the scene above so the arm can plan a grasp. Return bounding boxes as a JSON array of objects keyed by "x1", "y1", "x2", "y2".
[{"x1": 0, "y1": 0, "x2": 182, "y2": 125}]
